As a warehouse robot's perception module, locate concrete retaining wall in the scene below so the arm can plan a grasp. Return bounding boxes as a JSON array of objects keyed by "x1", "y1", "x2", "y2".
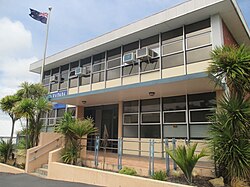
[{"x1": 0, "y1": 163, "x2": 25, "y2": 174}]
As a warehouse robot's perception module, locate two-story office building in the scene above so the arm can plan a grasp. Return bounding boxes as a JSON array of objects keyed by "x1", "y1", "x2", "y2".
[{"x1": 30, "y1": 0, "x2": 250, "y2": 151}]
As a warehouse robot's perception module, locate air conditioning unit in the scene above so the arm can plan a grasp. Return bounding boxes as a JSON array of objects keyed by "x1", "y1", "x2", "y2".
[
  {"x1": 50, "y1": 75, "x2": 58, "y2": 83},
  {"x1": 123, "y1": 52, "x2": 136, "y2": 65},
  {"x1": 75, "y1": 67, "x2": 91, "y2": 77},
  {"x1": 136, "y1": 47, "x2": 154, "y2": 61},
  {"x1": 75, "y1": 67, "x2": 83, "y2": 76},
  {"x1": 69, "y1": 70, "x2": 76, "y2": 79}
]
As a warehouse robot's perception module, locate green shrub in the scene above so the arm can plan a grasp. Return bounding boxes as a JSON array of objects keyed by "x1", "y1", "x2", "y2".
[
  {"x1": 166, "y1": 143, "x2": 207, "y2": 184},
  {"x1": 119, "y1": 167, "x2": 137, "y2": 176},
  {"x1": 0, "y1": 140, "x2": 13, "y2": 163},
  {"x1": 152, "y1": 170, "x2": 167, "y2": 181}
]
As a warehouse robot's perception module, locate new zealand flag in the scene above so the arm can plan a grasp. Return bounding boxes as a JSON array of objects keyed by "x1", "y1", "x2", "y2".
[{"x1": 29, "y1": 8, "x2": 48, "y2": 24}]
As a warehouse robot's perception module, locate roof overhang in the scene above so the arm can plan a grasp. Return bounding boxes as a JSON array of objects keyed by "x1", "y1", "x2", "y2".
[
  {"x1": 30, "y1": 0, "x2": 250, "y2": 73},
  {"x1": 51, "y1": 73, "x2": 223, "y2": 107}
]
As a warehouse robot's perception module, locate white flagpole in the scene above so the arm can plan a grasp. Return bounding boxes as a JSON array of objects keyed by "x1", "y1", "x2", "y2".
[{"x1": 40, "y1": 6, "x2": 52, "y2": 83}]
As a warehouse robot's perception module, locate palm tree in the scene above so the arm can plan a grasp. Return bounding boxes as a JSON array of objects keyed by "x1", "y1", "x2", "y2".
[
  {"x1": 0, "y1": 140, "x2": 13, "y2": 163},
  {"x1": 208, "y1": 44, "x2": 250, "y2": 184},
  {"x1": 0, "y1": 94, "x2": 21, "y2": 158},
  {"x1": 55, "y1": 112, "x2": 97, "y2": 164},
  {"x1": 16, "y1": 83, "x2": 51, "y2": 147},
  {"x1": 208, "y1": 45, "x2": 250, "y2": 96}
]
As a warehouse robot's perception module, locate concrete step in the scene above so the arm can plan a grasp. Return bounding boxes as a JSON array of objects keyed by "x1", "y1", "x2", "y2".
[
  {"x1": 30, "y1": 172, "x2": 47, "y2": 178},
  {"x1": 42, "y1": 163, "x2": 48, "y2": 169},
  {"x1": 35, "y1": 167, "x2": 48, "y2": 176}
]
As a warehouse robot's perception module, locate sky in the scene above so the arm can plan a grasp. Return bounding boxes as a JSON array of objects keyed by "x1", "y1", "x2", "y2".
[{"x1": 0, "y1": 0, "x2": 249, "y2": 137}]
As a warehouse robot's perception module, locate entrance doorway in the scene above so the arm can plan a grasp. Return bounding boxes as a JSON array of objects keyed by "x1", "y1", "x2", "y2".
[{"x1": 84, "y1": 104, "x2": 118, "y2": 151}]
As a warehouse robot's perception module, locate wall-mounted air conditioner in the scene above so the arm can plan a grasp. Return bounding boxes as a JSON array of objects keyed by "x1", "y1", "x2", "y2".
[
  {"x1": 123, "y1": 52, "x2": 136, "y2": 65},
  {"x1": 50, "y1": 75, "x2": 58, "y2": 83},
  {"x1": 75, "y1": 67, "x2": 91, "y2": 77},
  {"x1": 75, "y1": 67, "x2": 83, "y2": 76},
  {"x1": 69, "y1": 69, "x2": 76, "y2": 79},
  {"x1": 136, "y1": 47, "x2": 155, "y2": 61}
]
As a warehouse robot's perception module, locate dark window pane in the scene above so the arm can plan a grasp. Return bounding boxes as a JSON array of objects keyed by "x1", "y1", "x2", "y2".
[
  {"x1": 79, "y1": 76, "x2": 90, "y2": 86},
  {"x1": 142, "y1": 113, "x2": 160, "y2": 123},
  {"x1": 162, "y1": 27, "x2": 183, "y2": 44},
  {"x1": 140, "y1": 59, "x2": 159, "y2": 72},
  {"x1": 188, "y1": 92, "x2": 216, "y2": 109},
  {"x1": 107, "y1": 68, "x2": 120, "y2": 80},
  {"x1": 124, "y1": 114, "x2": 138, "y2": 124},
  {"x1": 163, "y1": 95, "x2": 186, "y2": 110},
  {"x1": 186, "y1": 46, "x2": 212, "y2": 64},
  {"x1": 122, "y1": 64, "x2": 139, "y2": 76},
  {"x1": 70, "y1": 61, "x2": 79, "y2": 69},
  {"x1": 40, "y1": 119, "x2": 47, "y2": 126},
  {"x1": 190, "y1": 124, "x2": 209, "y2": 138},
  {"x1": 141, "y1": 125, "x2": 160, "y2": 138},
  {"x1": 57, "y1": 108, "x2": 66, "y2": 117},
  {"x1": 164, "y1": 112, "x2": 186, "y2": 123},
  {"x1": 92, "y1": 72, "x2": 104, "y2": 83},
  {"x1": 185, "y1": 19, "x2": 210, "y2": 36},
  {"x1": 52, "y1": 68, "x2": 59, "y2": 74},
  {"x1": 80, "y1": 57, "x2": 91, "y2": 66},
  {"x1": 141, "y1": 98, "x2": 160, "y2": 112},
  {"x1": 93, "y1": 53, "x2": 105, "y2": 64},
  {"x1": 141, "y1": 35, "x2": 159, "y2": 48},
  {"x1": 123, "y1": 100, "x2": 138, "y2": 113},
  {"x1": 69, "y1": 78, "x2": 78, "y2": 88},
  {"x1": 163, "y1": 125, "x2": 187, "y2": 138},
  {"x1": 190, "y1": 109, "x2": 214, "y2": 123},
  {"x1": 61, "y1": 64, "x2": 69, "y2": 72},
  {"x1": 107, "y1": 47, "x2": 121, "y2": 60},
  {"x1": 123, "y1": 125, "x2": 138, "y2": 138},
  {"x1": 123, "y1": 41, "x2": 139, "y2": 53},
  {"x1": 162, "y1": 53, "x2": 184, "y2": 69},
  {"x1": 107, "y1": 58, "x2": 121, "y2": 69},
  {"x1": 162, "y1": 40, "x2": 183, "y2": 55},
  {"x1": 43, "y1": 70, "x2": 50, "y2": 79}
]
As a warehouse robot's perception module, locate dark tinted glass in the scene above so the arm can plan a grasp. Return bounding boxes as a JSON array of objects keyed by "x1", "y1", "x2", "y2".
[
  {"x1": 124, "y1": 114, "x2": 138, "y2": 124},
  {"x1": 140, "y1": 60, "x2": 159, "y2": 72},
  {"x1": 80, "y1": 57, "x2": 91, "y2": 66},
  {"x1": 188, "y1": 92, "x2": 216, "y2": 109},
  {"x1": 123, "y1": 41, "x2": 139, "y2": 53},
  {"x1": 185, "y1": 19, "x2": 210, "y2": 35},
  {"x1": 162, "y1": 28, "x2": 183, "y2": 43},
  {"x1": 123, "y1": 100, "x2": 138, "y2": 113},
  {"x1": 141, "y1": 98, "x2": 160, "y2": 112},
  {"x1": 163, "y1": 95, "x2": 186, "y2": 110},
  {"x1": 107, "y1": 47, "x2": 121, "y2": 60},
  {"x1": 140, "y1": 125, "x2": 160, "y2": 138},
  {"x1": 93, "y1": 53, "x2": 105, "y2": 64},
  {"x1": 164, "y1": 112, "x2": 186, "y2": 123},
  {"x1": 141, "y1": 113, "x2": 160, "y2": 123},
  {"x1": 141, "y1": 35, "x2": 159, "y2": 48},
  {"x1": 70, "y1": 61, "x2": 79, "y2": 69},
  {"x1": 57, "y1": 108, "x2": 66, "y2": 117},
  {"x1": 190, "y1": 109, "x2": 214, "y2": 122}
]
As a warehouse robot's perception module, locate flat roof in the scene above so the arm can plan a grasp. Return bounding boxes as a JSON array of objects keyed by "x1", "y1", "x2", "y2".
[{"x1": 30, "y1": 0, "x2": 250, "y2": 73}]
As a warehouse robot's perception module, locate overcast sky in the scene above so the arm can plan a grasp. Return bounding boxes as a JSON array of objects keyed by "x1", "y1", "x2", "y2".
[{"x1": 0, "y1": 0, "x2": 249, "y2": 136}]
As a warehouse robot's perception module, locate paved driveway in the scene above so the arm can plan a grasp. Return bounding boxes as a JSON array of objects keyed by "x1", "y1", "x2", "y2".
[{"x1": 0, "y1": 172, "x2": 101, "y2": 187}]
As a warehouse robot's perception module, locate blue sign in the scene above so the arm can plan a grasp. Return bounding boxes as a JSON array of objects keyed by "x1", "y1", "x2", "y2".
[{"x1": 47, "y1": 90, "x2": 68, "y2": 109}]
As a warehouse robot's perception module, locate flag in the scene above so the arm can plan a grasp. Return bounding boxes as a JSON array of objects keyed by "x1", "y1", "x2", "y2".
[{"x1": 29, "y1": 8, "x2": 48, "y2": 24}]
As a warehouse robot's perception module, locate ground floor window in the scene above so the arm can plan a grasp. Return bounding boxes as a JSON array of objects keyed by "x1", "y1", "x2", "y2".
[{"x1": 122, "y1": 92, "x2": 216, "y2": 139}]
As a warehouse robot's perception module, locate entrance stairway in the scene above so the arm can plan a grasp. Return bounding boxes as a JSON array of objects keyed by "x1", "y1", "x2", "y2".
[{"x1": 32, "y1": 163, "x2": 48, "y2": 178}]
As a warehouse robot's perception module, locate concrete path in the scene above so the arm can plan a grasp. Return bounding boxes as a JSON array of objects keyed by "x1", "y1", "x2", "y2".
[{"x1": 0, "y1": 172, "x2": 101, "y2": 187}]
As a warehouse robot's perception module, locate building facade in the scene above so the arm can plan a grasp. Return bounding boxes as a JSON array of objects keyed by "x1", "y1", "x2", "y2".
[{"x1": 30, "y1": 0, "x2": 250, "y2": 148}]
